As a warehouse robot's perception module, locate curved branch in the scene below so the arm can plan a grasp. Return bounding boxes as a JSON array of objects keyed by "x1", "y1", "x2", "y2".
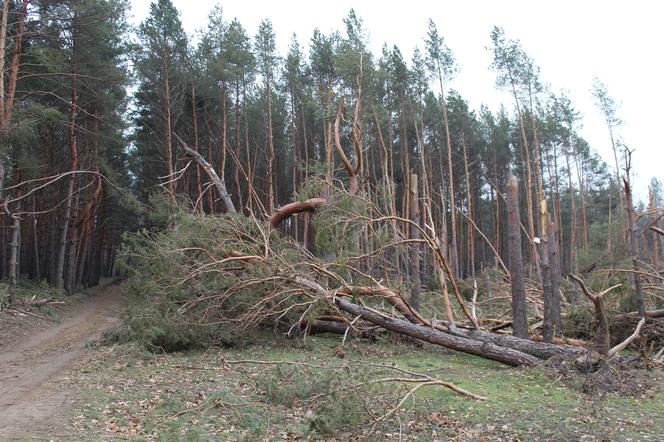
[
  {"x1": 608, "y1": 317, "x2": 645, "y2": 358},
  {"x1": 270, "y1": 198, "x2": 326, "y2": 229}
]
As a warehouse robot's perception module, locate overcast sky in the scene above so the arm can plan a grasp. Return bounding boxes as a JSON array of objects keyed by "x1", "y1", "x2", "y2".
[{"x1": 129, "y1": 0, "x2": 663, "y2": 200}]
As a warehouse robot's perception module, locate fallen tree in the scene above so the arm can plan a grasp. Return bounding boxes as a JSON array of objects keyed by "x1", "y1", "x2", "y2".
[
  {"x1": 123, "y1": 140, "x2": 651, "y2": 369},
  {"x1": 334, "y1": 297, "x2": 540, "y2": 366}
]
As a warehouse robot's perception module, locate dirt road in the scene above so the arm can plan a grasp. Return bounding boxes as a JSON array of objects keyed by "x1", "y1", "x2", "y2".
[{"x1": 0, "y1": 283, "x2": 122, "y2": 440}]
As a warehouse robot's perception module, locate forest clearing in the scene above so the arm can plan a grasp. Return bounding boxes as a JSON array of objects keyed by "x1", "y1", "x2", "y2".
[{"x1": 1, "y1": 0, "x2": 663, "y2": 440}]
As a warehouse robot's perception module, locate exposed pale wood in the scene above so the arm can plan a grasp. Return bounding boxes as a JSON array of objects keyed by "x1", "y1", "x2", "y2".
[{"x1": 608, "y1": 318, "x2": 645, "y2": 358}]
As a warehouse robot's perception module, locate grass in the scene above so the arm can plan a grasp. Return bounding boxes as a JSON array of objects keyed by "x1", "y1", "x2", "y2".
[{"x1": 64, "y1": 334, "x2": 664, "y2": 441}]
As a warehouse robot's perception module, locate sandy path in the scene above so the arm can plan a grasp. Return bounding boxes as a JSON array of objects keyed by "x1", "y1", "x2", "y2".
[{"x1": 0, "y1": 283, "x2": 122, "y2": 440}]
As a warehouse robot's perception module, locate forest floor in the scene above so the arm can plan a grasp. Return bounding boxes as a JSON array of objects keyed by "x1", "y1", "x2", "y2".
[
  {"x1": 0, "y1": 283, "x2": 663, "y2": 441},
  {"x1": 0, "y1": 280, "x2": 122, "y2": 440}
]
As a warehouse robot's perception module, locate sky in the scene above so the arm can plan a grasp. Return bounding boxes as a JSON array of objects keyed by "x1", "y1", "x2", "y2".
[{"x1": 128, "y1": 0, "x2": 663, "y2": 201}]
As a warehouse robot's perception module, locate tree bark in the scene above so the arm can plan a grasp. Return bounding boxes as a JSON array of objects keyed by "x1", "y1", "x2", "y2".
[
  {"x1": 57, "y1": 25, "x2": 78, "y2": 291},
  {"x1": 409, "y1": 173, "x2": 421, "y2": 311},
  {"x1": 507, "y1": 175, "x2": 528, "y2": 338},
  {"x1": 547, "y1": 222, "x2": 562, "y2": 335},
  {"x1": 8, "y1": 200, "x2": 21, "y2": 304},
  {"x1": 450, "y1": 328, "x2": 581, "y2": 360},
  {"x1": 541, "y1": 210, "x2": 553, "y2": 342},
  {"x1": 623, "y1": 169, "x2": 645, "y2": 317}
]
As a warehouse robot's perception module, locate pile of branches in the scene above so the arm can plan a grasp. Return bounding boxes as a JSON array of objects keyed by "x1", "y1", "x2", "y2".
[{"x1": 121, "y1": 182, "x2": 649, "y2": 368}]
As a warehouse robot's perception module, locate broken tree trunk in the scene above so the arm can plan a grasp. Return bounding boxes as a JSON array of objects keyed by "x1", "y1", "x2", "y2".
[
  {"x1": 543, "y1": 221, "x2": 562, "y2": 341},
  {"x1": 622, "y1": 148, "x2": 645, "y2": 317}
]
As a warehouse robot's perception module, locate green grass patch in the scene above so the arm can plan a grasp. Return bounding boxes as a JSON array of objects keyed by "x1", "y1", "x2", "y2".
[{"x1": 67, "y1": 335, "x2": 664, "y2": 441}]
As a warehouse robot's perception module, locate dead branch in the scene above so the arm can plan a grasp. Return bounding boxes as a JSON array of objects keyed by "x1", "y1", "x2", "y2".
[
  {"x1": 22, "y1": 297, "x2": 65, "y2": 307},
  {"x1": 608, "y1": 317, "x2": 645, "y2": 359},
  {"x1": 174, "y1": 133, "x2": 236, "y2": 213},
  {"x1": 624, "y1": 309, "x2": 664, "y2": 319},
  {"x1": 4, "y1": 307, "x2": 49, "y2": 320},
  {"x1": 650, "y1": 225, "x2": 664, "y2": 237},
  {"x1": 333, "y1": 98, "x2": 355, "y2": 177},
  {"x1": 569, "y1": 274, "x2": 617, "y2": 357}
]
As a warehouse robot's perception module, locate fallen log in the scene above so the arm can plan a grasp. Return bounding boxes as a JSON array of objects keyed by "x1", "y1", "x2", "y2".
[
  {"x1": 624, "y1": 309, "x2": 664, "y2": 319},
  {"x1": 530, "y1": 335, "x2": 589, "y2": 347},
  {"x1": 334, "y1": 298, "x2": 539, "y2": 367},
  {"x1": 448, "y1": 328, "x2": 582, "y2": 360},
  {"x1": 22, "y1": 297, "x2": 65, "y2": 307},
  {"x1": 300, "y1": 318, "x2": 377, "y2": 339}
]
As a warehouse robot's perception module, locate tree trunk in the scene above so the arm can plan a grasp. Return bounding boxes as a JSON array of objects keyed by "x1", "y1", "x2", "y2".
[
  {"x1": 191, "y1": 83, "x2": 203, "y2": 213},
  {"x1": 438, "y1": 76, "x2": 459, "y2": 277},
  {"x1": 462, "y1": 134, "x2": 475, "y2": 277},
  {"x1": 649, "y1": 188, "x2": 659, "y2": 270},
  {"x1": 547, "y1": 222, "x2": 562, "y2": 335},
  {"x1": 266, "y1": 70, "x2": 275, "y2": 213},
  {"x1": 507, "y1": 175, "x2": 528, "y2": 338},
  {"x1": 563, "y1": 142, "x2": 577, "y2": 273},
  {"x1": 623, "y1": 153, "x2": 645, "y2": 317},
  {"x1": 541, "y1": 207, "x2": 553, "y2": 342},
  {"x1": 409, "y1": 173, "x2": 421, "y2": 311},
  {"x1": 572, "y1": 141, "x2": 589, "y2": 250},
  {"x1": 57, "y1": 29, "x2": 79, "y2": 291},
  {"x1": 65, "y1": 189, "x2": 80, "y2": 294},
  {"x1": 449, "y1": 328, "x2": 580, "y2": 360},
  {"x1": 335, "y1": 298, "x2": 538, "y2": 367},
  {"x1": 8, "y1": 201, "x2": 21, "y2": 304},
  {"x1": 543, "y1": 221, "x2": 562, "y2": 341},
  {"x1": 162, "y1": 53, "x2": 175, "y2": 203}
]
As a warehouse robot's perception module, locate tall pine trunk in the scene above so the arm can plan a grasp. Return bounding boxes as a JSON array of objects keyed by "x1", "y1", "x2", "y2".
[
  {"x1": 507, "y1": 175, "x2": 528, "y2": 338},
  {"x1": 409, "y1": 173, "x2": 421, "y2": 311},
  {"x1": 56, "y1": 25, "x2": 78, "y2": 291}
]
